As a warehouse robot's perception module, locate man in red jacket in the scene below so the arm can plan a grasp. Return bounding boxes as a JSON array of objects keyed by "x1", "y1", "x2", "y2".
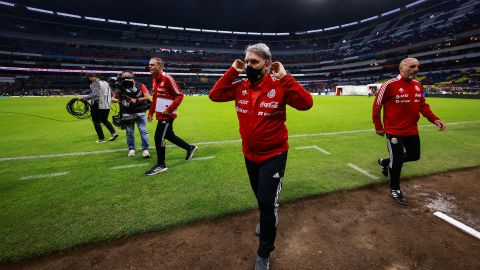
[
  {"x1": 372, "y1": 58, "x2": 446, "y2": 205},
  {"x1": 209, "y1": 43, "x2": 313, "y2": 270},
  {"x1": 145, "y1": 57, "x2": 198, "y2": 176}
]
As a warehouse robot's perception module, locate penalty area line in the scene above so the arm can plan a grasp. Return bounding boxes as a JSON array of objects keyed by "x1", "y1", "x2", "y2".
[
  {"x1": 190, "y1": 156, "x2": 216, "y2": 161},
  {"x1": 110, "y1": 163, "x2": 150, "y2": 170},
  {"x1": 20, "y1": 171, "x2": 69, "y2": 180},
  {"x1": 296, "y1": 145, "x2": 331, "y2": 155},
  {"x1": 346, "y1": 163, "x2": 379, "y2": 180},
  {"x1": 1, "y1": 120, "x2": 478, "y2": 162}
]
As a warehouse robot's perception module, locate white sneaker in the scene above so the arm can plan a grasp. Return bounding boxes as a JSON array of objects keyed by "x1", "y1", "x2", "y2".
[
  {"x1": 142, "y1": 149, "x2": 150, "y2": 158},
  {"x1": 128, "y1": 150, "x2": 135, "y2": 157}
]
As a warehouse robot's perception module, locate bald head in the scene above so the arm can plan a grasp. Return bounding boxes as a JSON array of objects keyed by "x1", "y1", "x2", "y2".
[{"x1": 399, "y1": 58, "x2": 420, "y2": 80}]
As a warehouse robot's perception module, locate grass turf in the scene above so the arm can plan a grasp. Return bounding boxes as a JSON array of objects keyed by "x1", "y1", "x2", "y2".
[{"x1": 0, "y1": 95, "x2": 479, "y2": 262}]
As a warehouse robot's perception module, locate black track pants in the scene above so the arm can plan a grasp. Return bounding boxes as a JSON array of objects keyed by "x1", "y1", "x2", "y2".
[{"x1": 245, "y1": 151, "x2": 288, "y2": 259}]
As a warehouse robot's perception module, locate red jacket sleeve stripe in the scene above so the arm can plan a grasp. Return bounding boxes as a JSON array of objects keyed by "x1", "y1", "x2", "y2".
[
  {"x1": 377, "y1": 77, "x2": 399, "y2": 105},
  {"x1": 166, "y1": 74, "x2": 182, "y2": 95}
]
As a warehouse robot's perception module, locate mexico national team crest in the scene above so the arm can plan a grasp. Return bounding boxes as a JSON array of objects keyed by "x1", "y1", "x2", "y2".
[
  {"x1": 267, "y1": 89, "x2": 276, "y2": 98},
  {"x1": 391, "y1": 137, "x2": 398, "y2": 144}
]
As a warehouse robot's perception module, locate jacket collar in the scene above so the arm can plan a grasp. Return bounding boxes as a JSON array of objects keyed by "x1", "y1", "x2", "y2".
[
  {"x1": 153, "y1": 72, "x2": 165, "y2": 82},
  {"x1": 398, "y1": 74, "x2": 413, "y2": 82}
]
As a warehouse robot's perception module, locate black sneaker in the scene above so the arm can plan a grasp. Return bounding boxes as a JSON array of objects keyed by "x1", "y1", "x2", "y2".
[
  {"x1": 185, "y1": 145, "x2": 198, "y2": 160},
  {"x1": 109, "y1": 133, "x2": 119, "y2": 141},
  {"x1": 390, "y1": 189, "x2": 408, "y2": 205},
  {"x1": 145, "y1": 164, "x2": 167, "y2": 176},
  {"x1": 378, "y1": 158, "x2": 388, "y2": 177},
  {"x1": 255, "y1": 255, "x2": 270, "y2": 270}
]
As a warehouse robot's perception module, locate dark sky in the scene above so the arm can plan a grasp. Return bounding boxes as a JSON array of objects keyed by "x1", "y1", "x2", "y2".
[{"x1": 14, "y1": 0, "x2": 417, "y2": 32}]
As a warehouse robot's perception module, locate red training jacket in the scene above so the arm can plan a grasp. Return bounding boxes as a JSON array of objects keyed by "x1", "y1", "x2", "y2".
[
  {"x1": 372, "y1": 74, "x2": 439, "y2": 136},
  {"x1": 148, "y1": 72, "x2": 184, "y2": 121},
  {"x1": 209, "y1": 67, "x2": 313, "y2": 163}
]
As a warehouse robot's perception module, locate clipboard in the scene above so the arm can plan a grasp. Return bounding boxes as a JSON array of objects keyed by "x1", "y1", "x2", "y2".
[{"x1": 155, "y1": 97, "x2": 178, "y2": 114}]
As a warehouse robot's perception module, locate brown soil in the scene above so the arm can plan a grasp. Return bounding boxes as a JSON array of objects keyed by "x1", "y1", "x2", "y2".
[{"x1": 2, "y1": 168, "x2": 480, "y2": 270}]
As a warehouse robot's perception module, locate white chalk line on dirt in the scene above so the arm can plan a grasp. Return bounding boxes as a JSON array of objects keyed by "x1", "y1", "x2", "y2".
[
  {"x1": 347, "y1": 163, "x2": 379, "y2": 180},
  {"x1": 1, "y1": 120, "x2": 478, "y2": 162},
  {"x1": 20, "y1": 171, "x2": 69, "y2": 180},
  {"x1": 296, "y1": 145, "x2": 331, "y2": 155},
  {"x1": 433, "y1": 211, "x2": 480, "y2": 240}
]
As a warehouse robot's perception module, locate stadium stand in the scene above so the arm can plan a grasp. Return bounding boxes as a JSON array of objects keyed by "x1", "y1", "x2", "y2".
[{"x1": 0, "y1": 0, "x2": 479, "y2": 96}]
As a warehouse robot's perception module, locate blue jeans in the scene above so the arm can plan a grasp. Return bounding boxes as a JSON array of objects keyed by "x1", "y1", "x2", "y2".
[{"x1": 125, "y1": 114, "x2": 149, "y2": 150}]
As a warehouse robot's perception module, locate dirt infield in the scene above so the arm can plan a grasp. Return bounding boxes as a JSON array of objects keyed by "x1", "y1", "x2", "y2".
[{"x1": 2, "y1": 167, "x2": 479, "y2": 270}]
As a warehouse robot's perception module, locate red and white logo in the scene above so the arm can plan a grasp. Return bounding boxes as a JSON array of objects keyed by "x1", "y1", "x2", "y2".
[
  {"x1": 242, "y1": 89, "x2": 247, "y2": 96},
  {"x1": 267, "y1": 89, "x2": 276, "y2": 98},
  {"x1": 415, "y1": 85, "x2": 421, "y2": 91}
]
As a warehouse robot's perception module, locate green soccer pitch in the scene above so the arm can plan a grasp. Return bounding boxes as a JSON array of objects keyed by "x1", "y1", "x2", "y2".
[{"x1": 0, "y1": 95, "x2": 479, "y2": 262}]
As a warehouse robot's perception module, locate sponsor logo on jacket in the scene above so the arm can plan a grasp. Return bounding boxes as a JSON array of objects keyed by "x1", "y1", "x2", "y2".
[
  {"x1": 236, "y1": 106, "x2": 248, "y2": 114},
  {"x1": 258, "y1": 111, "x2": 283, "y2": 116},
  {"x1": 260, "y1": 101, "x2": 279, "y2": 108}
]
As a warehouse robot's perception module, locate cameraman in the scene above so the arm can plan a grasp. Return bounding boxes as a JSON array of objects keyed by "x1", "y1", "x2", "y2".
[{"x1": 111, "y1": 70, "x2": 151, "y2": 158}]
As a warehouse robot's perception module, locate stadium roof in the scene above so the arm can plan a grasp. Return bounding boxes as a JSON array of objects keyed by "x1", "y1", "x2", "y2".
[{"x1": 12, "y1": 0, "x2": 418, "y2": 32}]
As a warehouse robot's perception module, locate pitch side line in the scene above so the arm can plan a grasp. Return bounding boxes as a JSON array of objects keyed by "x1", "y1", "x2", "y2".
[
  {"x1": 346, "y1": 163, "x2": 379, "y2": 180},
  {"x1": 1, "y1": 120, "x2": 478, "y2": 162},
  {"x1": 20, "y1": 171, "x2": 69, "y2": 180}
]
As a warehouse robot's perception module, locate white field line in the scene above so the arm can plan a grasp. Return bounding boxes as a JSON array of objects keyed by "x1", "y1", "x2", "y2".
[
  {"x1": 20, "y1": 171, "x2": 69, "y2": 180},
  {"x1": 433, "y1": 211, "x2": 480, "y2": 240},
  {"x1": 190, "y1": 156, "x2": 215, "y2": 161},
  {"x1": 110, "y1": 163, "x2": 150, "y2": 170},
  {"x1": 296, "y1": 145, "x2": 331, "y2": 155},
  {"x1": 1, "y1": 120, "x2": 478, "y2": 162},
  {"x1": 347, "y1": 163, "x2": 379, "y2": 180}
]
